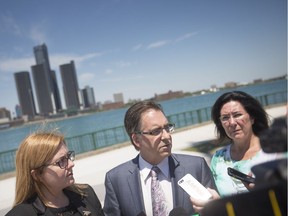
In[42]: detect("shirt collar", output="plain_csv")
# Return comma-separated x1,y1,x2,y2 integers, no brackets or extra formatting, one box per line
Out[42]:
139,155,170,181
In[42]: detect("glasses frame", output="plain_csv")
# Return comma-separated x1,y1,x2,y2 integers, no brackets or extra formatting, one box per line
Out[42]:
134,123,175,136
38,151,75,170
219,112,245,124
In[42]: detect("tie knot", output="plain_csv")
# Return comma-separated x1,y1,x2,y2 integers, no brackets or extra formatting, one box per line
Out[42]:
151,166,161,177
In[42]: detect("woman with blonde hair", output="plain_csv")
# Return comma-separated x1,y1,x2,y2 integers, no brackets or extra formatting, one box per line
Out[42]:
5,130,104,216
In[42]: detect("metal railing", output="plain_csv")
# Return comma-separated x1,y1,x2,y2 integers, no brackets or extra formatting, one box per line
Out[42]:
0,90,286,174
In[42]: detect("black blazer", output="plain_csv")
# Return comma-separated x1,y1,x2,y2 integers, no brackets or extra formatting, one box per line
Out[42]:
5,184,104,216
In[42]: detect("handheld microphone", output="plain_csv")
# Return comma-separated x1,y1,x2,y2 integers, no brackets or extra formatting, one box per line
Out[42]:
169,207,189,216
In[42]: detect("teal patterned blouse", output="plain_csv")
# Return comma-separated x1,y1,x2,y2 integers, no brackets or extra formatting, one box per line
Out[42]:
210,144,280,197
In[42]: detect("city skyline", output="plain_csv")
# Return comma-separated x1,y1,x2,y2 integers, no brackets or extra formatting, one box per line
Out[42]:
0,0,286,114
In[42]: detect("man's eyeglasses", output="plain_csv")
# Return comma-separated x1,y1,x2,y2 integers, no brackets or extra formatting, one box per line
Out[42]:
41,151,75,169
219,112,245,124
135,123,175,136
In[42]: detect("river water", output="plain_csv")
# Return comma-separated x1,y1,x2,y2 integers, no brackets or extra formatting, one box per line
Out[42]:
0,79,286,152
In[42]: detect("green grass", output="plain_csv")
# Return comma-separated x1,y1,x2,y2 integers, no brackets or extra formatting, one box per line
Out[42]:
184,139,229,156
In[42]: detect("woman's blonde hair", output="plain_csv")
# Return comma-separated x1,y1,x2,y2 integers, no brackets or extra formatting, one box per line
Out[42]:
13,130,84,206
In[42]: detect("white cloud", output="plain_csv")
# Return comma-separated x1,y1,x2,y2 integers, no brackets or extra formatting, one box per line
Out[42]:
0,57,34,73
146,40,171,50
175,32,198,42
79,72,96,83
0,13,22,35
29,23,48,44
45,52,103,69
105,69,113,74
132,43,143,51
133,32,198,52
0,52,103,74
115,61,136,68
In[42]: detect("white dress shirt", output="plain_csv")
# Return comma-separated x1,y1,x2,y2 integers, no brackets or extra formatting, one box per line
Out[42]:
139,155,173,215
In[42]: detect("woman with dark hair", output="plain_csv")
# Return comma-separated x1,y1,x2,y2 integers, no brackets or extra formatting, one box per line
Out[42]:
210,91,281,196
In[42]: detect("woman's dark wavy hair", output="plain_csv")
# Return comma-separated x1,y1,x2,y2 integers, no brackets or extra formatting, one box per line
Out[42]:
211,91,269,144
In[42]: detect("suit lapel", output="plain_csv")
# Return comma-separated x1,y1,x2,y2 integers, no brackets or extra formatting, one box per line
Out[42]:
169,155,186,208
127,155,146,214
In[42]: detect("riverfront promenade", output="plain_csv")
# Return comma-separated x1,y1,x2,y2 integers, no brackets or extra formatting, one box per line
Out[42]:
0,105,286,215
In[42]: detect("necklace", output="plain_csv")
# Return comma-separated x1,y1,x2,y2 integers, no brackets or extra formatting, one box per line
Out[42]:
48,203,77,216
56,211,75,216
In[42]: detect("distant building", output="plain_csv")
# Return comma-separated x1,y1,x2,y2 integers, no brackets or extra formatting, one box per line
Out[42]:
102,102,124,110
154,90,184,101
114,93,124,103
60,61,80,110
210,84,218,92
253,79,263,83
224,82,237,88
31,64,55,116
81,86,96,108
14,71,37,119
33,43,62,112
15,104,22,118
0,108,11,120
51,69,62,111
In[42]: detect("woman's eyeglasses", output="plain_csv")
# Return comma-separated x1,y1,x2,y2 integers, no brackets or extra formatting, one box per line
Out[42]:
219,112,245,124
38,151,75,169
135,123,175,136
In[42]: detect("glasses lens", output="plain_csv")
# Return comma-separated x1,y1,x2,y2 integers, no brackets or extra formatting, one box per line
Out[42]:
150,128,162,135
220,113,244,123
151,124,174,135
137,123,175,136
165,123,174,133
68,151,75,161
58,157,68,169
220,116,229,122
58,151,75,169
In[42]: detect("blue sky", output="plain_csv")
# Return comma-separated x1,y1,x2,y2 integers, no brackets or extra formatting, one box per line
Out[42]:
0,0,286,115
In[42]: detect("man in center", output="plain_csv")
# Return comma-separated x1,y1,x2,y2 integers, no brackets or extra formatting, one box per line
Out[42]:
103,100,217,216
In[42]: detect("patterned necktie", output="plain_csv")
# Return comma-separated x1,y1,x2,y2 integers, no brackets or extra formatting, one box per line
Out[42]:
151,166,168,216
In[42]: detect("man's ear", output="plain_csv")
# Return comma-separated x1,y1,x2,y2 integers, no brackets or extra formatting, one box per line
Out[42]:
132,133,141,149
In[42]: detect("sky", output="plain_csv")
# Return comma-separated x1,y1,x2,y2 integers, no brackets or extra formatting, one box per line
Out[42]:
0,0,286,115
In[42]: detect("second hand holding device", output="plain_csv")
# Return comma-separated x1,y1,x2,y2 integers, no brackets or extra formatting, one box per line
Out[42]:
227,167,255,184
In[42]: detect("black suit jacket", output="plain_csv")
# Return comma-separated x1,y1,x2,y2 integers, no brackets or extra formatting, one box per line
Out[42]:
5,184,104,216
104,153,217,216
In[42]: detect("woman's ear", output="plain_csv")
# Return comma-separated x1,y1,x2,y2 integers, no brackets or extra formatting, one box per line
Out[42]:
251,117,255,125
31,169,40,181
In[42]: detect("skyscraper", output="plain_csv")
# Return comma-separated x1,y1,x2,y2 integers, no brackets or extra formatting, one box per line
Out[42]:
14,71,36,119
113,93,124,103
31,64,54,115
81,85,96,108
33,44,62,112
60,61,80,110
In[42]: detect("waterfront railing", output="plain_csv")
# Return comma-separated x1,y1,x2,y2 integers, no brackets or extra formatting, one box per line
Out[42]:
0,90,286,175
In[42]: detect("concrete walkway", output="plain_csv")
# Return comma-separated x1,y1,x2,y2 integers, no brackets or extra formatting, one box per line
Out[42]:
0,105,286,215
